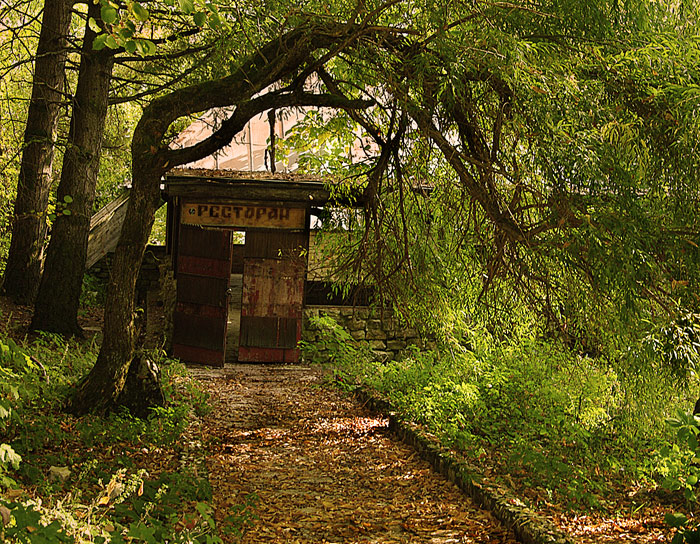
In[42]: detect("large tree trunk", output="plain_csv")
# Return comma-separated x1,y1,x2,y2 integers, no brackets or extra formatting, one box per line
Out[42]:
2,0,72,304
31,3,114,336
68,165,164,413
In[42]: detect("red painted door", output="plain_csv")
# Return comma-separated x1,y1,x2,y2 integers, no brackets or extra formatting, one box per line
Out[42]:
238,230,307,363
172,224,232,366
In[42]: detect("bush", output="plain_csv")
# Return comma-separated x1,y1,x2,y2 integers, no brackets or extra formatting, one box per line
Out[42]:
304,314,679,509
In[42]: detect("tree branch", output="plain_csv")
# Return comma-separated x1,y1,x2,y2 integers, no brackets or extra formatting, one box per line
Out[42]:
164,92,374,168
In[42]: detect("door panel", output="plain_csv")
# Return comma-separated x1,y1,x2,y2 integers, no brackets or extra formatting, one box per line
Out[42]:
239,229,307,363
239,316,301,348
172,225,232,366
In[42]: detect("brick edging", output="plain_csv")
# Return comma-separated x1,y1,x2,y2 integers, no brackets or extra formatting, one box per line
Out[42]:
354,387,574,544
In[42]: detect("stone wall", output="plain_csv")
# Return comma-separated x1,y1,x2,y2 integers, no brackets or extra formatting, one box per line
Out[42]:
89,245,166,305
302,305,431,361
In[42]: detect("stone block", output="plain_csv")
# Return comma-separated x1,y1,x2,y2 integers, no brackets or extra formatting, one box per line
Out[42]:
386,339,407,351
369,340,387,350
366,329,387,340
372,350,391,361
321,309,341,320
367,319,383,330
348,319,366,331
350,330,366,341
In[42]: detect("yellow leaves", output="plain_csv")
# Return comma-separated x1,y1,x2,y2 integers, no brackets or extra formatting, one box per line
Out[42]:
0,505,10,526
96,471,125,506
671,279,689,291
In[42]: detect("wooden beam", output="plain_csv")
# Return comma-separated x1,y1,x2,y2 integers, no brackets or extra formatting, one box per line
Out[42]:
164,175,366,206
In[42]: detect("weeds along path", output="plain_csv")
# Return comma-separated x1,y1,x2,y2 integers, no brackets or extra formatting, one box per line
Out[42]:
192,364,518,544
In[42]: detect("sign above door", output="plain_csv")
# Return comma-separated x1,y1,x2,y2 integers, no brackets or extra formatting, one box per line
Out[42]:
182,201,306,229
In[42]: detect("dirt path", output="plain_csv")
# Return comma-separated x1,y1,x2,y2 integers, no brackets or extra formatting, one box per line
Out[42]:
193,364,519,544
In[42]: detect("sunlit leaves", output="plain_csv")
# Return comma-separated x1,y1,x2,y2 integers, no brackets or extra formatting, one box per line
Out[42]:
178,0,195,15
89,0,226,57
193,11,207,27
101,5,118,25
132,2,150,22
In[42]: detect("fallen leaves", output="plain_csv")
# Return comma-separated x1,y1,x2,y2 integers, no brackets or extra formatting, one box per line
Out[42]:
196,364,519,543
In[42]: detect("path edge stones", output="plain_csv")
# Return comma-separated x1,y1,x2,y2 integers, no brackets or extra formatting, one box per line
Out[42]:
353,387,574,544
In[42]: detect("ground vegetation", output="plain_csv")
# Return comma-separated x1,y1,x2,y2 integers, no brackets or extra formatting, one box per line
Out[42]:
0,296,248,543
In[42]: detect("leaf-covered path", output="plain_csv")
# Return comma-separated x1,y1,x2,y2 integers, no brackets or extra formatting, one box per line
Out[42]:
193,364,519,543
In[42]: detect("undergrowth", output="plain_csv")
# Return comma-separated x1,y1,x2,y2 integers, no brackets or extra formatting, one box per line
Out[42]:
0,319,254,543
302,314,697,515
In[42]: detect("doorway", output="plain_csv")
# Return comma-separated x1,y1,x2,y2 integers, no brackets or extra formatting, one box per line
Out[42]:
225,232,245,362
172,224,308,365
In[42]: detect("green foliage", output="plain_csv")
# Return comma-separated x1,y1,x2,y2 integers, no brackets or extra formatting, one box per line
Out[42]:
305,313,683,509
90,0,226,56
0,466,246,544
148,204,168,246
80,274,106,309
278,110,370,177
0,337,37,489
0,321,249,543
300,315,374,389
644,313,700,385
1,501,72,543
657,410,700,542
47,195,73,222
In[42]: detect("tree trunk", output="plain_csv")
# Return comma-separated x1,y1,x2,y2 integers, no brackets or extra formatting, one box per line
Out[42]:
68,165,164,413
2,0,72,304
31,3,114,336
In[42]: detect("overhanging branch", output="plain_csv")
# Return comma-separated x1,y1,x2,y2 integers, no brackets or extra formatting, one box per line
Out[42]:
164,92,374,168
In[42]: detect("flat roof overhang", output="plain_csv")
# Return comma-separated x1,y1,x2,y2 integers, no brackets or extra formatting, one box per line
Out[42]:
164,170,366,207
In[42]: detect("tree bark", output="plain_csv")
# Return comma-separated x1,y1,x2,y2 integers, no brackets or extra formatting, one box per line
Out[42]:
2,0,72,304
31,2,114,335
68,164,163,412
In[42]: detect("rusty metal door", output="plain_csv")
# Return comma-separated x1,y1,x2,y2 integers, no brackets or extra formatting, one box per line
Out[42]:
172,224,232,366
238,230,307,363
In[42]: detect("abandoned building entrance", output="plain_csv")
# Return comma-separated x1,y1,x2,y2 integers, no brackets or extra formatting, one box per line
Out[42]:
163,172,338,367
170,202,308,365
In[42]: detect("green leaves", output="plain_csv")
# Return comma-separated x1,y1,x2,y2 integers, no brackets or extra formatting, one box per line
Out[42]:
178,0,195,15
89,0,227,55
136,40,157,57
100,5,118,25
193,11,207,27
1,502,73,543
667,512,688,528
131,2,149,22
93,33,108,51
0,445,21,471
88,17,101,34
46,195,73,220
